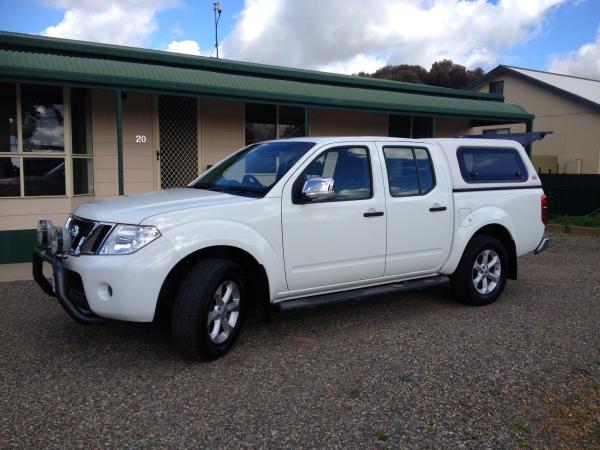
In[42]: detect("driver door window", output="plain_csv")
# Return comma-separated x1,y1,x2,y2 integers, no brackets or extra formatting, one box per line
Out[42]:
296,146,372,202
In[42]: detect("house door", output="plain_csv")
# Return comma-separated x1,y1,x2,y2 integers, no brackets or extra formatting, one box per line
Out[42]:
158,95,199,189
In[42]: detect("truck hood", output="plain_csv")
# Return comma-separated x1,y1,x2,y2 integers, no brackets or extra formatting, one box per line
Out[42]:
73,188,255,224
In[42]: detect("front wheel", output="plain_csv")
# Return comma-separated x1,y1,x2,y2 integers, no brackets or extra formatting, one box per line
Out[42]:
450,235,508,306
172,258,246,360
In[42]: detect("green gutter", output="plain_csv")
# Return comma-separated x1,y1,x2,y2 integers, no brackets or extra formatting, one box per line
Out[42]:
116,90,124,195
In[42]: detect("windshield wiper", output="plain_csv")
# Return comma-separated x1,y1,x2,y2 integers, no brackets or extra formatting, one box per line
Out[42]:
223,186,265,197
190,183,227,192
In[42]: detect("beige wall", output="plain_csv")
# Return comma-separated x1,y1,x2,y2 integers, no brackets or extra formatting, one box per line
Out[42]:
309,108,388,137
435,117,472,137
473,73,600,174
199,99,245,170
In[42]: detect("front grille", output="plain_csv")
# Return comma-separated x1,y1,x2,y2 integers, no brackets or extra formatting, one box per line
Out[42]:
66,215,114,256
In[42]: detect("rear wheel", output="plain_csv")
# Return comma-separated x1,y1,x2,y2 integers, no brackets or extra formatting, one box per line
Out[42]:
450,235,508,306
172,258,246,360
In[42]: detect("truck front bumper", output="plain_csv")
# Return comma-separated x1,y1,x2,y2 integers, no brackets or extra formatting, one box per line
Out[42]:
534,234,551,255
32,237,178,323
33,248,105,324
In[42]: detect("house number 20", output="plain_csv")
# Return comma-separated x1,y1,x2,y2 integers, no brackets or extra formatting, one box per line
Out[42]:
135,135,147,143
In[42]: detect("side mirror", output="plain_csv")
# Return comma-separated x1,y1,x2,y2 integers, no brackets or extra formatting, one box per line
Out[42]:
301,177,335,201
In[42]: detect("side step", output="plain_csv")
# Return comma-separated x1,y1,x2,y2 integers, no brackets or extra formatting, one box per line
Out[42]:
275,275,450,312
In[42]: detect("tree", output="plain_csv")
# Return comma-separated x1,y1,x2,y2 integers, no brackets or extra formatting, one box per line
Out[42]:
370,64,428,84
355,60,485,89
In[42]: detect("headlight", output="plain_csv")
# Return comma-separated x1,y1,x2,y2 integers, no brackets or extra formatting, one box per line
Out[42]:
99,225,161,255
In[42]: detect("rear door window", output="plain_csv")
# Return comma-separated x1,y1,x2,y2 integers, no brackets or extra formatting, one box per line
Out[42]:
383,147,436,196
457,147,527,183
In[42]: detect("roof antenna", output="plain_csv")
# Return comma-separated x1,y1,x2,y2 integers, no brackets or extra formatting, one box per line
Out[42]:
213,2,222,58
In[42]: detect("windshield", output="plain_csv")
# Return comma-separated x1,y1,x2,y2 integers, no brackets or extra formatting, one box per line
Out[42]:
189,141,315,197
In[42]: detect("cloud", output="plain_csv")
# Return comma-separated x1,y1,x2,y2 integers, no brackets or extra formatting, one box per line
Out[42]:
42,0,177,46
221,0,566,74
548,27,600,79
166,40,202,56
319,54,388,75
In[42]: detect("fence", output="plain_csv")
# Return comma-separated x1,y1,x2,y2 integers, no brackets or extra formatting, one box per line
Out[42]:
539,173,600,217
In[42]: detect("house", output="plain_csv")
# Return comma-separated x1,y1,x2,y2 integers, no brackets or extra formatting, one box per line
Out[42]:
0,32,533,264
468,65,600,174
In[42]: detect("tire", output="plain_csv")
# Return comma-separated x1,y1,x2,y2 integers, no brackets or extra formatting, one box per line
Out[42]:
171,258,246,361
450,235,508,306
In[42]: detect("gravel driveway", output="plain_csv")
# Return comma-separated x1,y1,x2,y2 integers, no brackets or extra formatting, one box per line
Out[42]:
1,233,599,449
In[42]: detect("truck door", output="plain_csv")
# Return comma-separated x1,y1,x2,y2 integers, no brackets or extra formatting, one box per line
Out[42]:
376,142,453,276
281,142,387,292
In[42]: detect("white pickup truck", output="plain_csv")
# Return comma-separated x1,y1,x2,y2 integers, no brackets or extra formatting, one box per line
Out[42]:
33,137,549,360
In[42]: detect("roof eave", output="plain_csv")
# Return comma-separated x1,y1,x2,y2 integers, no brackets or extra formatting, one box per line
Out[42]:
0,66,533,123
0,31,504,102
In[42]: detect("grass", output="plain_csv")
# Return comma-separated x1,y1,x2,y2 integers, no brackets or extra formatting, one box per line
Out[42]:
349,388,361,399
514,422,533,433
373,430,389,441
550,212,600,229
571,367,591,377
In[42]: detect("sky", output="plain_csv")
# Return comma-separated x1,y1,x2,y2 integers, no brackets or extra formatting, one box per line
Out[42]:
0,0,598,79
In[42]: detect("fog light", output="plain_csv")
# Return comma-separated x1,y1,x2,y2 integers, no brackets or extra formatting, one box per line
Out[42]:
98,283,113,301
50,226,72,255
37,220,54,248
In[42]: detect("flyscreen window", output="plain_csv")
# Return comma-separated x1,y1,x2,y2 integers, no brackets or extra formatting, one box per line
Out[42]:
457,147,528,183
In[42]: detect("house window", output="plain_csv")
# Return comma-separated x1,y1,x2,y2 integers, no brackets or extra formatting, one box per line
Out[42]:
489,80,504,95
0,83,17,153
388,115,411,138
0,83,93,198
245,103,305,145
412,116,433,139
388,115,434,138
483,128,510,135
21,84,65,152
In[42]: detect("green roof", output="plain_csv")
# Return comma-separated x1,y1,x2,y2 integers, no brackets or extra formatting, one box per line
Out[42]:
0,32,532,122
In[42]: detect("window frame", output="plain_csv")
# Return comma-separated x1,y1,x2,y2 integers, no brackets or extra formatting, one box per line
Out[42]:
456,146,529,184
292,145,374,205
0,83,94,198
382,146,437,198
70,88,94,196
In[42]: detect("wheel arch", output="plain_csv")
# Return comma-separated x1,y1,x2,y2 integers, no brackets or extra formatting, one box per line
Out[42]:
156,245,271,320
470,224,518,280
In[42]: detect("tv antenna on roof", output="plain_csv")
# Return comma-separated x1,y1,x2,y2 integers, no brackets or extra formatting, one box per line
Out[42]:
213,2,222,58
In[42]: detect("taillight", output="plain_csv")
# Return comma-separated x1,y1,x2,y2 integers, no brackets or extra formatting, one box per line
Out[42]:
541,194,548,225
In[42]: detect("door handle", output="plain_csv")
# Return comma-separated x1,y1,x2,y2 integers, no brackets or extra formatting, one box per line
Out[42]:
429,206,447,212
364,211,384,217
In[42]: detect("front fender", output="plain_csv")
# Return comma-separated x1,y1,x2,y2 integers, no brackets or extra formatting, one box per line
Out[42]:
160,219,286,300
440,206,516,275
